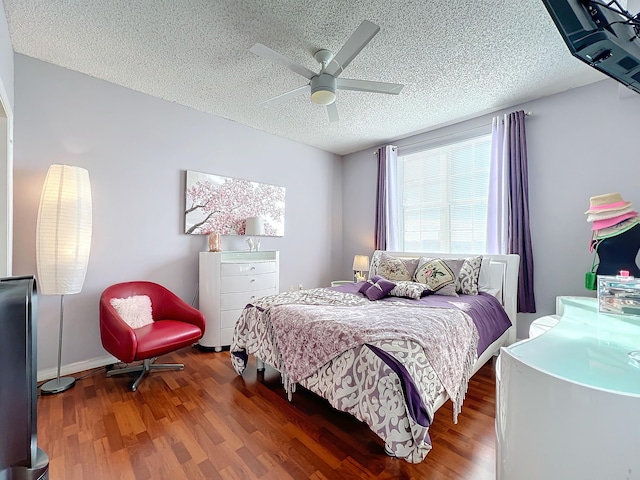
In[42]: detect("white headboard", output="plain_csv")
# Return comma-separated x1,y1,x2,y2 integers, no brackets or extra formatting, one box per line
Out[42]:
375,251,520,345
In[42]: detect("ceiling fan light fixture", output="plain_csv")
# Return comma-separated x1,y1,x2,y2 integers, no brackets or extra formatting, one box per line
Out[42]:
251,21,404,120
310,74,337,105
311,88,336,105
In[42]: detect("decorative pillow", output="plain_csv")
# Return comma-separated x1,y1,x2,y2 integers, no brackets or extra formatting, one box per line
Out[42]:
389,281,430,299
370,252,419,281
365,277,396,301
413,257,466,296
456,255,483,295
413,257,456,293
431,259,465,296
109,295,154,329
369,251,382,276
358,275,381,294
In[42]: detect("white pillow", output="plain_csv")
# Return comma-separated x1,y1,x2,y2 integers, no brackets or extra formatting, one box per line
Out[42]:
110,295,154,329
389,281,429,299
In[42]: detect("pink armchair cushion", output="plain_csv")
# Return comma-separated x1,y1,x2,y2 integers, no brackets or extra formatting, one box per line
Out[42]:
109,295,154,329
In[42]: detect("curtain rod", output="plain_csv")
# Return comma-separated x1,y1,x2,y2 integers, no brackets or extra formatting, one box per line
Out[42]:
375,111,533,154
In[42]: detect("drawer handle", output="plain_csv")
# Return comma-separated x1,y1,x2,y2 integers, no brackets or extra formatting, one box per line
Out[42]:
250,295,256,299
250,266,256,270
250,278,256,283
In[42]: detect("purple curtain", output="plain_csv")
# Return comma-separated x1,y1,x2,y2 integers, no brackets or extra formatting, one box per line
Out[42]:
507,111,536,313
375,145,398,250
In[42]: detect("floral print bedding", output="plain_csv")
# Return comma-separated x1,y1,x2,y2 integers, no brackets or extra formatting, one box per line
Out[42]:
230,287,487,463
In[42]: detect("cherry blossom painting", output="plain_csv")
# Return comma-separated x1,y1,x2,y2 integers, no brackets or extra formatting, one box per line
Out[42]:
185,170,285,236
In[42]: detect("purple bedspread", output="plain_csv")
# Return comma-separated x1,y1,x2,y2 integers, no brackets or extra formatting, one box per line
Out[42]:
332,282,512,355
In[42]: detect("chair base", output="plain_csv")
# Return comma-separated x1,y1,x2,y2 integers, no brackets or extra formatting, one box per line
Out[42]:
106,358,184,391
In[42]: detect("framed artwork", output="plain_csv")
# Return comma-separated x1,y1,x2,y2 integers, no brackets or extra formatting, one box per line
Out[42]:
185,170,285,236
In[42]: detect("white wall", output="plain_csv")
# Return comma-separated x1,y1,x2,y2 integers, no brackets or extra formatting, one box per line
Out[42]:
343,79,640,339
0,1,12,110
0,0,13,277
12,54,343,376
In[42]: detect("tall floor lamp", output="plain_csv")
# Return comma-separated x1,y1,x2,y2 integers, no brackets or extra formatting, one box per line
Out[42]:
36,164,92,395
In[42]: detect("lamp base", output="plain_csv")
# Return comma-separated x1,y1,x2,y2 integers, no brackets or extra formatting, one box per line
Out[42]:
40,376,75,394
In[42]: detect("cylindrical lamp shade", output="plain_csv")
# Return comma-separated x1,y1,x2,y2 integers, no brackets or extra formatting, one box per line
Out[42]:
245,216,265,236
36,164,93,295
353,255,370,271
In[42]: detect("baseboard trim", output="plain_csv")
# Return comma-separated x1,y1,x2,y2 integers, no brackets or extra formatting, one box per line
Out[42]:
38,355,119,382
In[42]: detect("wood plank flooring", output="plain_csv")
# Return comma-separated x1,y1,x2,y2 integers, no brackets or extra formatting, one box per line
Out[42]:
37,346,498,479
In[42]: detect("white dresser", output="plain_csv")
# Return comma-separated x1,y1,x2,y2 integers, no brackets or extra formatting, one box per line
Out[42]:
198,251,279,351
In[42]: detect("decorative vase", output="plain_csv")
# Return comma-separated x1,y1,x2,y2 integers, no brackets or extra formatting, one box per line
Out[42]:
208,232,221,252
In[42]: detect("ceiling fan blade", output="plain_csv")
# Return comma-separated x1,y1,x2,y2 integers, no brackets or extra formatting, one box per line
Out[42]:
261,85,310,107
250,43,316,80
324,20,380,77
337,78,404,95
326,103,339,122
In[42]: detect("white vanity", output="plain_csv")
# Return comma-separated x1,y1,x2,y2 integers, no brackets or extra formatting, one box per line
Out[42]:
496,296,640,479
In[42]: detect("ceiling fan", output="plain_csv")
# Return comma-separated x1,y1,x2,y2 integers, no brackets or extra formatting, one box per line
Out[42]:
249,20,404,122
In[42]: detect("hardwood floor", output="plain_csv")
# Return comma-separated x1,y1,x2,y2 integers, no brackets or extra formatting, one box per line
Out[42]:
37,346,498,479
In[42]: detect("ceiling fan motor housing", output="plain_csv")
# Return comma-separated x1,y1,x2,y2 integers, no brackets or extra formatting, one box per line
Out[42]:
311,74,337,105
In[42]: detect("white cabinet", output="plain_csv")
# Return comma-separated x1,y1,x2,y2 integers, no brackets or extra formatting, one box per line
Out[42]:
496,297,640,479
199,251,279,351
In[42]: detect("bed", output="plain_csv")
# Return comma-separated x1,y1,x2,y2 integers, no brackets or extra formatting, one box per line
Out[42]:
230,250,519,463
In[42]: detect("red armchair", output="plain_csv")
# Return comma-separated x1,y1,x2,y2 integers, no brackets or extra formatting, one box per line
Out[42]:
99,281,205,391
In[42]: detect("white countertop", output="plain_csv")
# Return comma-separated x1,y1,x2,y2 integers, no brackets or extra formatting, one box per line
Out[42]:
507,296,640,395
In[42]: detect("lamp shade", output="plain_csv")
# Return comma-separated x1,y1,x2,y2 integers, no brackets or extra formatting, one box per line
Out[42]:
245,216,265,236
36,164,93,295
311,74,337,105
352,255,370,271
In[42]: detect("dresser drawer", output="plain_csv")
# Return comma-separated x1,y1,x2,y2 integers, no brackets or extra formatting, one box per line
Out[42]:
221,273,276,293
221,288,275,311
221,261,276,277
220,327,235,347
220,309,243,329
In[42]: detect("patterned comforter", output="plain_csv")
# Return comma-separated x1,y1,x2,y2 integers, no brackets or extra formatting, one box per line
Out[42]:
230,287,489,463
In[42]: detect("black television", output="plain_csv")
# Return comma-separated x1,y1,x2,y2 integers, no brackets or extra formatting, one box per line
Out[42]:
0,276,49,480
541,0,640,94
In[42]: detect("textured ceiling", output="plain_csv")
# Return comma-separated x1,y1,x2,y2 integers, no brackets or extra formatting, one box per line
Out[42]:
3,0,605,155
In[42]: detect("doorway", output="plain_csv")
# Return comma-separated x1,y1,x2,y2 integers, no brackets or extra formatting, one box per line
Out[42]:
0,82,12,277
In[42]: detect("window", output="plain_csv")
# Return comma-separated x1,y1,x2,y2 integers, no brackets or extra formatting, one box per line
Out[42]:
396,133,491,254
